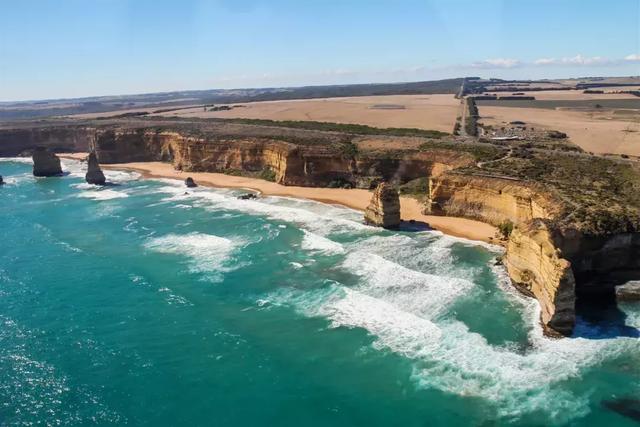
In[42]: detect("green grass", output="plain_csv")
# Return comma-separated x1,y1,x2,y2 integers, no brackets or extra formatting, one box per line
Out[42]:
418,140,507,162
216,118,449,139
468,152,640,235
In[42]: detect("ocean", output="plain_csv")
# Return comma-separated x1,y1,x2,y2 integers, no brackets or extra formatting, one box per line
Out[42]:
1,158,639,426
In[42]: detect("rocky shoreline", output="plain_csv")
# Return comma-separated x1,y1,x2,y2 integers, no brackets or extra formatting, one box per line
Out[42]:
3,119,640,337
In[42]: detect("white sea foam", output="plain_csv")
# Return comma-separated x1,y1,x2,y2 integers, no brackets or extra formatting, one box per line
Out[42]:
78,189,129,200
59,158,140,183
137,171,633,421
275,277,637,422
158,287,192,306
300,230,345,255
0,157,32,164
103,169,140,183
266,236,640,423
144,232,242,281
153,182,368,236
342,251,474,318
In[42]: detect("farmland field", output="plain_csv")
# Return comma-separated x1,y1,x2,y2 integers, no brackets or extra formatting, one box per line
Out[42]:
152,95,460,133
479,103,640,156
476,98,640,110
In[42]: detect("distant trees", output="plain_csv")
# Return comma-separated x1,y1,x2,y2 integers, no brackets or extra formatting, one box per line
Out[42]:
465,98,479,137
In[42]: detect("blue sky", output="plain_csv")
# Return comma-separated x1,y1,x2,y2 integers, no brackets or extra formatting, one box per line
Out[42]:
0,0,638,101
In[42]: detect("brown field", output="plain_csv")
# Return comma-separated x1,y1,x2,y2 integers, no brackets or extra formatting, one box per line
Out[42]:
480,105,640,156
151,95,460,132
513,89,639,101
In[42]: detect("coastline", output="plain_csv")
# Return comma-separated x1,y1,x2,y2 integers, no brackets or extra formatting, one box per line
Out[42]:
60,153,499,243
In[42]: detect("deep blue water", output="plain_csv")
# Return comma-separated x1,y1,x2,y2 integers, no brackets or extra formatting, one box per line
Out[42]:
1,158,640,426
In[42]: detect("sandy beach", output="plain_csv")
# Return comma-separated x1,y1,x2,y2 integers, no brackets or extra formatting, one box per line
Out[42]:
61,153,499,243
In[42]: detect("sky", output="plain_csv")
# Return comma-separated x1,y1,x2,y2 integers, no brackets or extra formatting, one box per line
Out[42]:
0,0,639,101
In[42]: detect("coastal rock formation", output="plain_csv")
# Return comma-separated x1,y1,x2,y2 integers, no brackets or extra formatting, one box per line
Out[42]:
85,152,106,185
89,128,467,189
238,193,257,200
6,122,640,338
616,282,640,302
504,220,576,336
425,174,558,225
426,171,640,336
185,177,197,188
364,183,401,228
0,126,92,157
32,147,63,177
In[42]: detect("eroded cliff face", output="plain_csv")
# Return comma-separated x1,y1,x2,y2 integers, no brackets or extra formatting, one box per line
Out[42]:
0,127,92,156
426,172,640,336
504,221,576,336
90,128,451,188
426,174,558,226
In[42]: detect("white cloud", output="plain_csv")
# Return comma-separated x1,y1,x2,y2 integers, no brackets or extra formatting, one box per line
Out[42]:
533,58,556,65
533,54,612,66
472,58,522,69
625,53,640,62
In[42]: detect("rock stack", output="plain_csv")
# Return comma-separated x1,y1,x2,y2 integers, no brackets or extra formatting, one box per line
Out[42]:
616,282,640,302
364,182,401,228
185,177,197,188
85,152,106,185
32,147,63,177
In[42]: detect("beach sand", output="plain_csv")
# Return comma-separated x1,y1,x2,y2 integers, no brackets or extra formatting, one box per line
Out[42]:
61,153,499,243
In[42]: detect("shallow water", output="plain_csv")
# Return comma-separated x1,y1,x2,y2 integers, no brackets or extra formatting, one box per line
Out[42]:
1,158,639,426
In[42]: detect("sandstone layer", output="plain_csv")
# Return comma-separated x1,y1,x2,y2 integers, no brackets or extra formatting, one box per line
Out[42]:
504,220,576,336
364,183,401,228
426,172,640,336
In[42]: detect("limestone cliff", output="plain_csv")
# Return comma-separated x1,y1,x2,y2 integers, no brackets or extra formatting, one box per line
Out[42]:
426,174,558,226
90,128,440,189
426,171,640,336
504,220,576,336
0,127,92,157
364,183,401,228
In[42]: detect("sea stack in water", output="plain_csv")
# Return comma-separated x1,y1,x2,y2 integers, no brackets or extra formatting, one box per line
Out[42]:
616,282,640,302
32,147,63,177
364,182,401,228
85,152,106,185
185,177,197,188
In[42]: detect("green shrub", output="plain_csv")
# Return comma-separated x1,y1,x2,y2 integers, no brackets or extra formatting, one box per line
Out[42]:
498,220,514,239
258,168,277,182
336,141,358,158
327,178,354,189
398,177,428,198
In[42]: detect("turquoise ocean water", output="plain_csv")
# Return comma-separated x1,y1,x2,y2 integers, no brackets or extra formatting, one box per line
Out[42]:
1,158,640,426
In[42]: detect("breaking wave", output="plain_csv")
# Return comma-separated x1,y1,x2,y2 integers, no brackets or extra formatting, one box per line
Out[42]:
144,232,244,281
